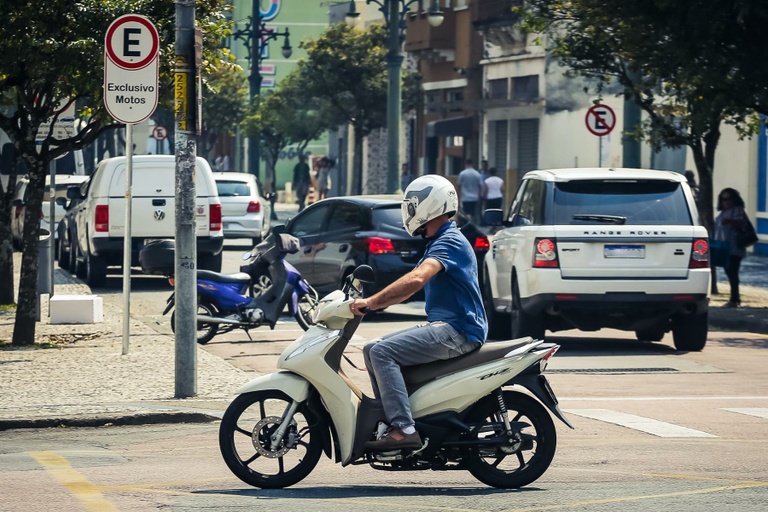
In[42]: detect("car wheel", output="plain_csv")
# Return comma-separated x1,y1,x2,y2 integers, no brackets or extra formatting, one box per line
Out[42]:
511,277,545,340
57,234,70,270
635,326,666,342
671,312,708,351
69,236,80,275
85,251,108,288
483,270,512,340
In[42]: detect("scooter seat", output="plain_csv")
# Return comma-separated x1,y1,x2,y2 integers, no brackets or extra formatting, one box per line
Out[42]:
196,270,252,284
401,338,534,393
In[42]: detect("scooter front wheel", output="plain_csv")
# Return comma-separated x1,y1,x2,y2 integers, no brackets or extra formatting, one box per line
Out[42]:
294,284,320,331
219,390,324,489
170,300,218,345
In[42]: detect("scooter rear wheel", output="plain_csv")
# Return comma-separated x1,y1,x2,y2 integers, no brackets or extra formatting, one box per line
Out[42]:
464,390,557,488
219,390,324,489
170,300,218,344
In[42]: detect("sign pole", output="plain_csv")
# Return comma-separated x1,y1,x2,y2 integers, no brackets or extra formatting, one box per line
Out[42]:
49,161,55,301
103,13,159,355
122,123,133,355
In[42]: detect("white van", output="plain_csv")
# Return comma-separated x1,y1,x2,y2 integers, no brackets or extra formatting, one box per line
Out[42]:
69,155,223,287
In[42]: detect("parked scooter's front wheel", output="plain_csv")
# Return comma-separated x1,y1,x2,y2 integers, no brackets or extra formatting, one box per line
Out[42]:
170,300,218,345
219,390,324,489
464,390,557,489
294,284,320,331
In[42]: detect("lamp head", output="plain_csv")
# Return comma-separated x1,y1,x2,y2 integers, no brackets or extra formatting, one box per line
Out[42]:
281,30,292,59
428,0,444,27
346,1,360,24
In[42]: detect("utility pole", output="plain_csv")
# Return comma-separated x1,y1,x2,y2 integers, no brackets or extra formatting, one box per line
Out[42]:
174,0,198,398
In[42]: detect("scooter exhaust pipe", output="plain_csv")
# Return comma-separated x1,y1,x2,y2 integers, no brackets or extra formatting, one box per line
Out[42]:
197,314,245,326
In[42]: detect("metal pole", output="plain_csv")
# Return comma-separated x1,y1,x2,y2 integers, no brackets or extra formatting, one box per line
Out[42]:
174,0,198,398
49,161,55,301
248,0,263,182
385,0,403,194
122,123,133,355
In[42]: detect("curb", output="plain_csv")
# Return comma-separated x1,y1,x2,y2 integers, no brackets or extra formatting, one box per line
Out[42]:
0,410,220,432
709,309,768,335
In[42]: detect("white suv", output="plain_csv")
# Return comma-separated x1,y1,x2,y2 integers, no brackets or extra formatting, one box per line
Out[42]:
483,168,710,351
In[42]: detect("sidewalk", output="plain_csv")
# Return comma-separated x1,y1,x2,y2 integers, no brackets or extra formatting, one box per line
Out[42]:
1,205,768,430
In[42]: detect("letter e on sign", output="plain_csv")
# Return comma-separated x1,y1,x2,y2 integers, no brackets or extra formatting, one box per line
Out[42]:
104,14,160,124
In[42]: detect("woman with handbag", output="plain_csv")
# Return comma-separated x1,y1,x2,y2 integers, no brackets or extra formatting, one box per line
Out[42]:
714,188,748,307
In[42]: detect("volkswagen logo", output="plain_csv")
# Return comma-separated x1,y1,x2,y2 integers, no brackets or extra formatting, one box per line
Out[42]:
154,209,165,221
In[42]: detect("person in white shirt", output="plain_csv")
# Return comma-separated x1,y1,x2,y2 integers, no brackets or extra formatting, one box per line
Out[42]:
457,158,484,224
483,167,504,210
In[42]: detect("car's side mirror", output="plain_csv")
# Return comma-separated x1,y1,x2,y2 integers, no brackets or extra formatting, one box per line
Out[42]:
483,209,504,227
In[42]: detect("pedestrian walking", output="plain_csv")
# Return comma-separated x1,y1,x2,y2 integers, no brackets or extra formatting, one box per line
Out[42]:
316,157,332,201
483,167,504,211
292,154,311,212
457,158,484,224
714,188,752,307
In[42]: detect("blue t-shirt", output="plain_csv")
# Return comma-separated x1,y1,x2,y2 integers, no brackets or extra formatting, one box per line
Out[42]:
421,221,488,344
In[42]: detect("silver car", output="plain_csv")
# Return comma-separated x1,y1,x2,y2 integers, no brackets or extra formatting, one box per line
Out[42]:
213,172,272,245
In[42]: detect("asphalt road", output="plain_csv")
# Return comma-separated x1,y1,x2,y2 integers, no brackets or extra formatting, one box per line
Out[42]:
1,324,766,511
5,239,764,511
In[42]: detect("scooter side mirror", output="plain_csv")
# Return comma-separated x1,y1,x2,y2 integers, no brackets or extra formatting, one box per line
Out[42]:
352,265,375,283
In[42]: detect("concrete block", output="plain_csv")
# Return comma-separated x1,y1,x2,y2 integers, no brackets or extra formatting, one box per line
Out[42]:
49,295,104,324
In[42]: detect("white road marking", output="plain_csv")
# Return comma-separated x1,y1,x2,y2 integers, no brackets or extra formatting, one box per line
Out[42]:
721,408,768,419
565,409,718,438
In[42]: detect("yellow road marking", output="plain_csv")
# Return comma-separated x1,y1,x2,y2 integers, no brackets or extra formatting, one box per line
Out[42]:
29,451,117,512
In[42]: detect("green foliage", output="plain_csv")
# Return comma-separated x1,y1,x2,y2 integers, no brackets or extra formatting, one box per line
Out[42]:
519,0,768,235
298,22,389,136
202,62,249,138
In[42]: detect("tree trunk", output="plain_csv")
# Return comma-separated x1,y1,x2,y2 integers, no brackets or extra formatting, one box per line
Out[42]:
352,130,364,196
12,158,46,345
0,174,18,305
690,125,721,295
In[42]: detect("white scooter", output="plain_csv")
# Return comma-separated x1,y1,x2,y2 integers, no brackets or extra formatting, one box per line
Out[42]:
218,265,573,489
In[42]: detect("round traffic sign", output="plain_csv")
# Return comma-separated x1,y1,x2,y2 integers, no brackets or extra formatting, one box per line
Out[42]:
152,125,168,141
105,15,159,70
585,104,616,136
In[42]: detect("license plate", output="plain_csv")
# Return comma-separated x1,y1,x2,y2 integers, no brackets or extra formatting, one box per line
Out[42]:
541,375,559,405
604,244,645,258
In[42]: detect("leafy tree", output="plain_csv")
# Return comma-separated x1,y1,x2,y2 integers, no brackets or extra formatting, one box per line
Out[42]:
201,61,248,160
241,91,291,194
0,0,229,345
520,0,768,262
277,70,331,158
298,23,389,195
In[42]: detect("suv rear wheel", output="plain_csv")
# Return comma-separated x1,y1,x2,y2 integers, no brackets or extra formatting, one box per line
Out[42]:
671,312,708,351
511,277,545,340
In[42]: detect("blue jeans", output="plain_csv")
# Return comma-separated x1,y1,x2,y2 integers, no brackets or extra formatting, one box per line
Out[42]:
362,322,478,430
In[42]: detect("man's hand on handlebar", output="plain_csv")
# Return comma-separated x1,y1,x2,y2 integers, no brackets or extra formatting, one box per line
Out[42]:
349,298,371,316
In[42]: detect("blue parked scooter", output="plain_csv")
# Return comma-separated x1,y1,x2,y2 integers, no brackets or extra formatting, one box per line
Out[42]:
141,233,319,344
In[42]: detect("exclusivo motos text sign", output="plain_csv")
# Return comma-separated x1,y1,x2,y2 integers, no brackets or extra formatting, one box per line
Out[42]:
104,14,159,124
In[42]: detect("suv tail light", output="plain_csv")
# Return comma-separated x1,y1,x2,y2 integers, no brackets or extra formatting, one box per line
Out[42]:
689,239,710,268
473,235,490,251
95,205,109,232
533,237,559,268
210,203,222,232
366,237,396,255
247,200,261,213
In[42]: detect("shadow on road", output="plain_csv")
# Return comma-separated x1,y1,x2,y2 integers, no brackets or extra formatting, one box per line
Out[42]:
199,484,539,499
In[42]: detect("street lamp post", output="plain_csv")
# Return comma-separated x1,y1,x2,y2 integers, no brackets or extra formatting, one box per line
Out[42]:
347,0,443,193
233,0,292,183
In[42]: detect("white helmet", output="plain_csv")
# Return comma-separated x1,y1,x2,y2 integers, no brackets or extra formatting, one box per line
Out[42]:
401,174,458,237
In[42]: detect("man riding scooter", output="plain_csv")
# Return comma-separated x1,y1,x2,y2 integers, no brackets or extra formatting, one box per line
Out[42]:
350,174,488,451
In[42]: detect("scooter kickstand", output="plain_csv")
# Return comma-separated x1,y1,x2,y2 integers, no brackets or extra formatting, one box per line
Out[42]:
244,329,253,341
